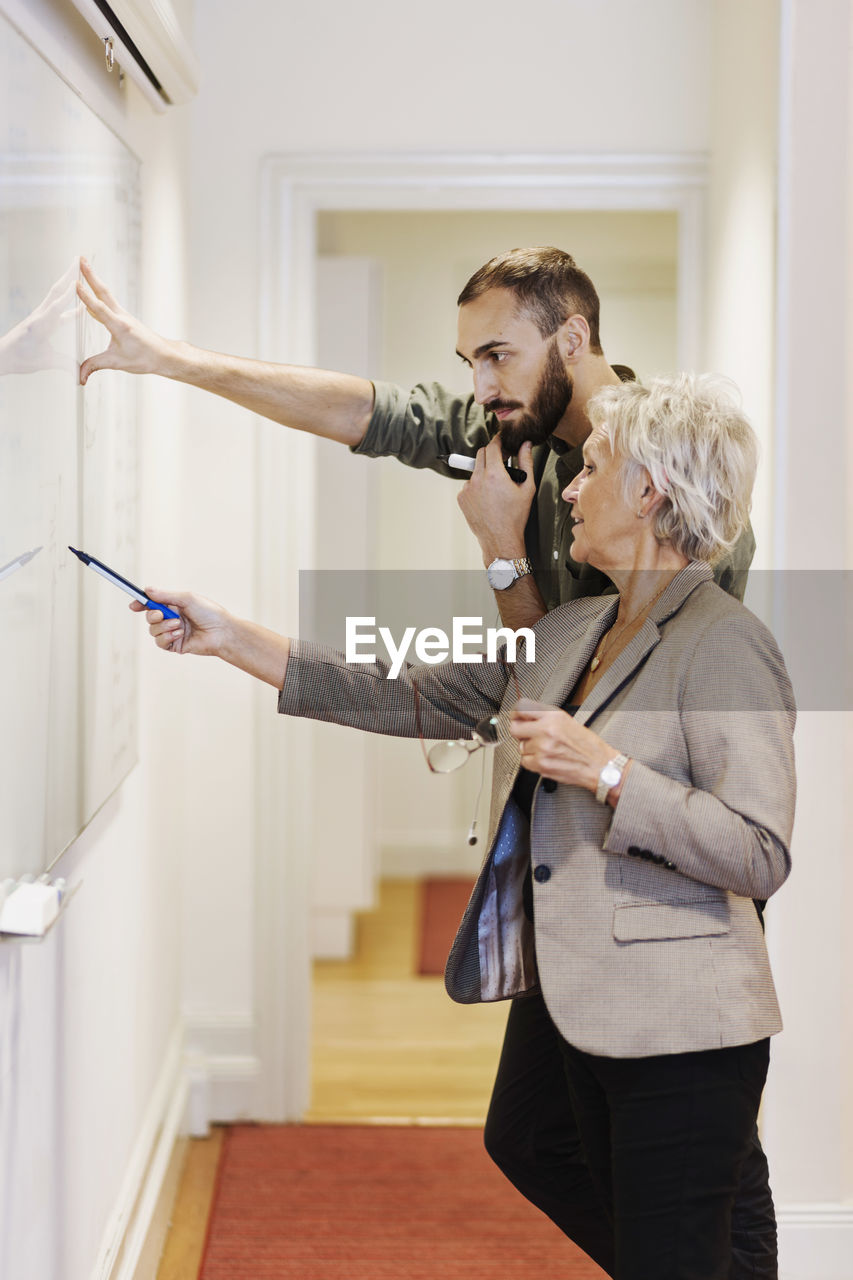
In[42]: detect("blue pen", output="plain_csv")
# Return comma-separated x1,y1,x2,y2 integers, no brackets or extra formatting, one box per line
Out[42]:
68,547,180,620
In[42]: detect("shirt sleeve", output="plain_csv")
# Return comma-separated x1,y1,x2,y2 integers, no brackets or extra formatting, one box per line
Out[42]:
352,380,492,473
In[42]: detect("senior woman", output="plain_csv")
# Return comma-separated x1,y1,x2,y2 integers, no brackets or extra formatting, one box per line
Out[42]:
139,373,795,1280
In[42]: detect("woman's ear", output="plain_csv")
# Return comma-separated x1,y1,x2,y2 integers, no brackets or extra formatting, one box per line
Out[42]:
636,473,668,520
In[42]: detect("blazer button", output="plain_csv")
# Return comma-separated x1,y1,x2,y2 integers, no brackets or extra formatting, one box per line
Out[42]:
533,864,551,883
541,778,557,793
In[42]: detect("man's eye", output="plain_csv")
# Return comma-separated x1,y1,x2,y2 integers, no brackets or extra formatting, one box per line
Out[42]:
491,351,509,363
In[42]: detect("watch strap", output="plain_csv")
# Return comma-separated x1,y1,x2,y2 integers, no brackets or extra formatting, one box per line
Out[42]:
487,556,535,590
509,556,534,578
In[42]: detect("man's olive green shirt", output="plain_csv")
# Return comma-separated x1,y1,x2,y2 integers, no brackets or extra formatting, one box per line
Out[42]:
353,381,754,607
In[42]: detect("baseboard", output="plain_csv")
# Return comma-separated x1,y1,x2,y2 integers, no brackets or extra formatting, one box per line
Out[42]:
89,1016,263,1280
90,1024,188,1280
183,1013,261,1133
778,1204,853,1280
128,1138,188,1280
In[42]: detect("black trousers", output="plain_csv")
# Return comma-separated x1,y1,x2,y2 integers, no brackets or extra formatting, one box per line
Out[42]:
484,990,776,1280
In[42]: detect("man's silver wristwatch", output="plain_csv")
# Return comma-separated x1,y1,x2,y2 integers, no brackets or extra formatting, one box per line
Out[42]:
486,556,534,591
596,753,629,804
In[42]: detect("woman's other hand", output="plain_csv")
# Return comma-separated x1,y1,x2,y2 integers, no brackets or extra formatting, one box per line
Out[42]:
509,699,630,803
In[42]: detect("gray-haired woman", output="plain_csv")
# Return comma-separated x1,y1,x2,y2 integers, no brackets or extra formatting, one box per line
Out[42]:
137,373,795,1280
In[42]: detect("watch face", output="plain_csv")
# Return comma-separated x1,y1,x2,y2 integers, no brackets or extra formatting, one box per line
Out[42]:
487,560,516,590
601,762,622,787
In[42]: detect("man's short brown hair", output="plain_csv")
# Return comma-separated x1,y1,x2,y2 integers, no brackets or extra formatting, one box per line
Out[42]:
457,246,603,353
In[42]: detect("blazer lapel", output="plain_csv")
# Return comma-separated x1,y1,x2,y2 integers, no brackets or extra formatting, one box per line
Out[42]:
575,561,714,725
534,597,619,710
574,620,661,726
529,560,713,726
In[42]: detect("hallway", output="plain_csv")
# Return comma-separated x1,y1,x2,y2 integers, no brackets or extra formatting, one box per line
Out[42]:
156,878,510,1278
307,879,508,1125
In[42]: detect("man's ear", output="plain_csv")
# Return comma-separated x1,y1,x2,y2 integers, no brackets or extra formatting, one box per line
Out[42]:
557,314,590,364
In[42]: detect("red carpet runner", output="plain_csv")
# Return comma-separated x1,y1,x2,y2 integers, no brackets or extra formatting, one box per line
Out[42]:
417,877,476,976
198,1125,607,1278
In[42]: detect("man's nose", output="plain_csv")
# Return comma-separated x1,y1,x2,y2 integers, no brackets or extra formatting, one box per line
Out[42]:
472,363,499,405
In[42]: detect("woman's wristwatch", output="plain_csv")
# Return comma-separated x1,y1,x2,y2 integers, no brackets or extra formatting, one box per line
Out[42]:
596,753,629,804
486,556,534,591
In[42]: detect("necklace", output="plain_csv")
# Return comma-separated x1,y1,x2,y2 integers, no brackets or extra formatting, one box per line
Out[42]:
589,577,673,673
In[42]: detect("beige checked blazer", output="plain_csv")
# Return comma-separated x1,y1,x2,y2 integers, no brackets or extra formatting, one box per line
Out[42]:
279,562,796,1058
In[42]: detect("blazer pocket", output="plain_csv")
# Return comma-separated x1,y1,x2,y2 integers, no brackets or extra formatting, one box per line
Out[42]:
613,898,730,942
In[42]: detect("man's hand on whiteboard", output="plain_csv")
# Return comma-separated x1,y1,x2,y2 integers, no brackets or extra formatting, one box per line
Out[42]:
133,589,291,689
77,258,177,384
76,257,375,442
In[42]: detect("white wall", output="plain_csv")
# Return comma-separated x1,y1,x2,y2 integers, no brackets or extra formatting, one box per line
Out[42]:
187,0,711,353
0,1,193,1277
758,3,853,1275
704,0,779,566
703,0,853,1273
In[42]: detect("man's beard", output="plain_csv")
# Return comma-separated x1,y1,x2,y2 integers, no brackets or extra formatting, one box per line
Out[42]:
493,338,573,455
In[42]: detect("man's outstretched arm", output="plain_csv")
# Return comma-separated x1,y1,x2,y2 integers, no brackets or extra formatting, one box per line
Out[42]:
78,262,548,629
77,259,375,446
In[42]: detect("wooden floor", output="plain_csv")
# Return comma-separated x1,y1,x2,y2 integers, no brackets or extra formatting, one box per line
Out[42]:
156,879,507,1277
155,1130,223,1280
306,878,508,1124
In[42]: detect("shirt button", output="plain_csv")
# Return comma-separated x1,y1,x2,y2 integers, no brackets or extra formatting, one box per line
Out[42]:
533,865,551,883
553,549,559,560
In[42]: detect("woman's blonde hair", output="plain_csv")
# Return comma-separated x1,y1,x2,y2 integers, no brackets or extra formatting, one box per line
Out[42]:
587,372,759,563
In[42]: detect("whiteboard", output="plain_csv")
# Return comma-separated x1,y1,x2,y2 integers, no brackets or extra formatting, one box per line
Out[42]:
0,12,141,879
